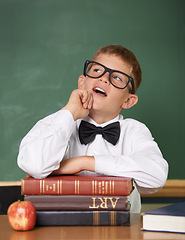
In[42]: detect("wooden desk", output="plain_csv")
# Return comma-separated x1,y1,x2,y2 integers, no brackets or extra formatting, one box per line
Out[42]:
1,214,185,240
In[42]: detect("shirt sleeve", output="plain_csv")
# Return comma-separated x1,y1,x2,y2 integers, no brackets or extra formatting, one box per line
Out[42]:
17,110,76,179
94,123,168,194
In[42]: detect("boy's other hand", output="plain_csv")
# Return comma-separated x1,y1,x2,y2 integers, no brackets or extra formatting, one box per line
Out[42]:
51,156,95,175
62,89,93,120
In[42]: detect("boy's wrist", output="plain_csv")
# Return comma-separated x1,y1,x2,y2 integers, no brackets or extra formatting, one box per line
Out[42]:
51,156,95,176
62,106,78,121
82,156,95,172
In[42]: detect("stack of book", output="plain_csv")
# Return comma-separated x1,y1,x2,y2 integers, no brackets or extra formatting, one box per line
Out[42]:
21,175,134,226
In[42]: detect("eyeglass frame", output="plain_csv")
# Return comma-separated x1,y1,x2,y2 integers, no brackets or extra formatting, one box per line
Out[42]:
83,60,135,94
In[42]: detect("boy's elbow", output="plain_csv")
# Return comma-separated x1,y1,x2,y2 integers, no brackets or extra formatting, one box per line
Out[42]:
151,158,169,190
27,169,49,179
155,163,169,190
138,161,169,194
137,177,167,195
159,159,169,187
18,161,46,179
17,153,50,179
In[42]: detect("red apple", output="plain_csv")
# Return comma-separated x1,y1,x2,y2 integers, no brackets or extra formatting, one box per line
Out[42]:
7,200,36,231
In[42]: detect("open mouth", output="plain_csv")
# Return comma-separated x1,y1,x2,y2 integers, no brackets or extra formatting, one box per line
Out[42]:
93,87,107,97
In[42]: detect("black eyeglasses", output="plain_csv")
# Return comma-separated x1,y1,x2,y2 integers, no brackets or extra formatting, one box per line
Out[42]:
83,60,135,94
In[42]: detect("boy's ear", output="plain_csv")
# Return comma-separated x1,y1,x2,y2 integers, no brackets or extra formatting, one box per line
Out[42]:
78,75,86,89
121,94,138,109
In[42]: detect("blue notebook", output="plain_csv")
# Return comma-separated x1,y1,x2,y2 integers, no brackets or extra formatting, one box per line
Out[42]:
141,201,185,233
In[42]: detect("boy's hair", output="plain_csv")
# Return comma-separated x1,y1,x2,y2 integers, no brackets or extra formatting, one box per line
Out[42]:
92,45,142,93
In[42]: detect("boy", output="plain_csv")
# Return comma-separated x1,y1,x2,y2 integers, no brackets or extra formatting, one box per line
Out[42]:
17,45,168,213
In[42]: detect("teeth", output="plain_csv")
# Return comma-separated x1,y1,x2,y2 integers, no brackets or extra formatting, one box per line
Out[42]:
93,87,107,96
94,87,105,94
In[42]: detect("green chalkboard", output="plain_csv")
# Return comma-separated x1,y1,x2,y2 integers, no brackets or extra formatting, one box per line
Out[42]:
0,0,185,181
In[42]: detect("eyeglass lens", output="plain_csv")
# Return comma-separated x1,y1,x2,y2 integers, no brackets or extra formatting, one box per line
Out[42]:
85,62,130,89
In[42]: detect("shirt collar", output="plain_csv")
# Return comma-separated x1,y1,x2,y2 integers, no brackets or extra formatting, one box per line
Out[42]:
78,114,123,128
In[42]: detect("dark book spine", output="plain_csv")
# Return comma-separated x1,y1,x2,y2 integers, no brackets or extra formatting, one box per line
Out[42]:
24,195,130,211
36,210,130,226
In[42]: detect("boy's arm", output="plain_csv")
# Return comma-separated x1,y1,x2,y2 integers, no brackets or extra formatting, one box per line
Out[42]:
51,125,168,195
17,89,93,179
51,156,95,175
51,151,167,195
93,126,168,194
52,122,167,195
94,153,168,194
17,109,75,179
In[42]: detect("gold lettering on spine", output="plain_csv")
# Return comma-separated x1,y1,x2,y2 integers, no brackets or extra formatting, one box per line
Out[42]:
42,180,44,194
111,211,116,226
102,181,105,194
89,197,99,209
105,181,108,194
109,197,120,208
44,180,46,194
57,180,59,194
89,197,119,209
99,197,108,209
93,211,99,226
112,180,115,195
98,182,101,194
109,181,111,195
75,180,80,195
95,181,97,195
77,180,79,194
60,180,62,194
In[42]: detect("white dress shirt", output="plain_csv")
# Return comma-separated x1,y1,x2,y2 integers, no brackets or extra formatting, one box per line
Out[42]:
17,109,168,213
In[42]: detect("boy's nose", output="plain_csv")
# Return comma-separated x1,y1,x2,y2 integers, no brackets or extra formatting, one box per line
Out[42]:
99,72,110,85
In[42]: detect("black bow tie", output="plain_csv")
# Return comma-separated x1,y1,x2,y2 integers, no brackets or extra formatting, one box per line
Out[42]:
79,120,120,146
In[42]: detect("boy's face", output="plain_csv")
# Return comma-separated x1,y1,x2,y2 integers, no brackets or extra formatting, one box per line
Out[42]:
78,54,138,122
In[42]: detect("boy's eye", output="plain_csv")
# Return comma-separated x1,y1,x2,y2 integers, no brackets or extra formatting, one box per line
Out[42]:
90,65,104,75
113,75,123,82
93,68,102,73
112,72,128,84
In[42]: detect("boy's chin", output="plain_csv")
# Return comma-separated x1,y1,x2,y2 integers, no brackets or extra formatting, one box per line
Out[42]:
89,103,102,112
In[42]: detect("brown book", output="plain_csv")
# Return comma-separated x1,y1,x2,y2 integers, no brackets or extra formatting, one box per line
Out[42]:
21,175,133,196
24,195,130,211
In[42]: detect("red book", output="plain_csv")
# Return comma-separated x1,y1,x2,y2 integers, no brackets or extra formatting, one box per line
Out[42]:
21,175,133,196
